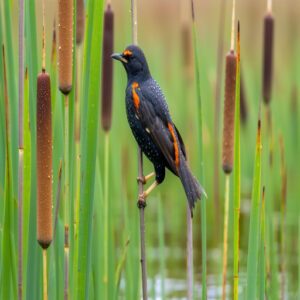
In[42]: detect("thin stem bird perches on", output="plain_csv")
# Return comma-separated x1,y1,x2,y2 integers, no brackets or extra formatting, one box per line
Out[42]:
18,0,24,298
130,0,148,299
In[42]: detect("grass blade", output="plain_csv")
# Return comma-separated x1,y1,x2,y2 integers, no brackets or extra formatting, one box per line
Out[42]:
191,1,207,298
76,0,104,297
246,117,262,299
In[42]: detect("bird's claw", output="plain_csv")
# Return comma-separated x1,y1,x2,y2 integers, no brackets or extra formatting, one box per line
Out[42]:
137,193,147,208
137,176,146,184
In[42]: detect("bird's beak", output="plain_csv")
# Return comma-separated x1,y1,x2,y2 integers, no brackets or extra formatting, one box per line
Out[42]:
111,53,128,64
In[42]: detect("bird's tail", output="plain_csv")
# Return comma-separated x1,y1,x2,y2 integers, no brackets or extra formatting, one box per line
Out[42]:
178,159,206,217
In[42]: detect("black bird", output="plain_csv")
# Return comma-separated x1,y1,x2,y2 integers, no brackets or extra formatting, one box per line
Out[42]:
112,45,206,214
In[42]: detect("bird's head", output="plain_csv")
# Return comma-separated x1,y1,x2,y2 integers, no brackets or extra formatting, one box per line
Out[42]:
111,45,150,81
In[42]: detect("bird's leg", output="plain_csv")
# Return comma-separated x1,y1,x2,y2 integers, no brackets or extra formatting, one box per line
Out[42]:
137,180,158,208
137,172,155,185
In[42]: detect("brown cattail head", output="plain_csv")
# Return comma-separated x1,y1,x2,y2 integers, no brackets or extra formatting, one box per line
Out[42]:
37,70,53,249
181,22,193,79
222,50,237,173
101,4,114,132
262,13,274,105
58,0,73,95
76,0,85,45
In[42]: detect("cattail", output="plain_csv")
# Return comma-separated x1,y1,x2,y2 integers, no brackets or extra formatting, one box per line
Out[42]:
76,0,85,45
240,72,248,124
37,70,53,249
58,0,73,94
181,22,192,78
101,4,114,132
222,50,237,173
262,12,274,104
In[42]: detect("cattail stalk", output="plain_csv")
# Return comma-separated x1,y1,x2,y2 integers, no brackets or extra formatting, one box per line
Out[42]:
18,0,24,298
37,9,52,300
73,59,81,298
64,95,70,300
103,133,110,299
76,0,85,45
43,250,48,300
222,0,237,173
233,21,241,300
221,1,236,299
213,0,226,230
222,175,230,300
262,1,274,105
58,1,73,298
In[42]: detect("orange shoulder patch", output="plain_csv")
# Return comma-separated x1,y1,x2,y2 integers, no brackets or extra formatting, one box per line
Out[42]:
168,123,180,168
132,82,140,109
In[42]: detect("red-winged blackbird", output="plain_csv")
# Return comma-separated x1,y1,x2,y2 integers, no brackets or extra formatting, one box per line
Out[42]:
112,45,206,214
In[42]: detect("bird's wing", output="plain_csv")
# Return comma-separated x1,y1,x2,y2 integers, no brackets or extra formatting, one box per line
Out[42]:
133,85,183,174
140,79,187,160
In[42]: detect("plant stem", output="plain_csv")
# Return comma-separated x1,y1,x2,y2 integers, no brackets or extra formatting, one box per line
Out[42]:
103,132,109,299
259,187,266,300
73,46,81,299
213,0,226,227
267,0,272,13
222,174,230,300
191,0,206,297
230,0,236,51
64,94,69,300
18,0,24,298
43,249,48,300
233,22,241,300
130,0,148,298
53,161,63,238
131,0,138,45
187,205,193,300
